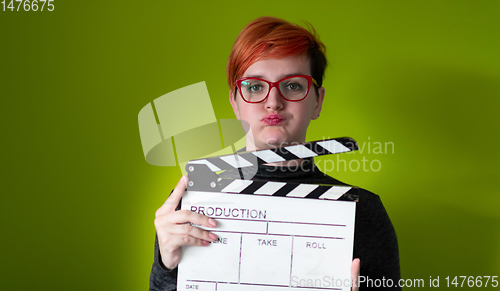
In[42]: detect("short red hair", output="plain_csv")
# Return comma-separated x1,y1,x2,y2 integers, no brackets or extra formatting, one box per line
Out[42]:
227,16,327,94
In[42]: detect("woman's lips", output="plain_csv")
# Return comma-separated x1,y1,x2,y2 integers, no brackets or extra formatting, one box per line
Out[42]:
261,114,285,125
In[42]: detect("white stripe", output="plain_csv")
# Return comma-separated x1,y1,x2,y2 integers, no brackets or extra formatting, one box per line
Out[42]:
220,155,254,168
286,184,319,198
284,145,318,158
252,150,286,163
253,182,287,195
319,186,351,200
187,160,221,172
317,140,351,154
221,180,253,193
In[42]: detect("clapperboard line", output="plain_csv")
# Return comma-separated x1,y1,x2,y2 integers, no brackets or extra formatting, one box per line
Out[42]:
185,137,359,201
187,280,342,290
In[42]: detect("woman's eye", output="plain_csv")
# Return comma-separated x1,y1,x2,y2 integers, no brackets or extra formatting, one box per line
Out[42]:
249,85,263,92
286,83,302,91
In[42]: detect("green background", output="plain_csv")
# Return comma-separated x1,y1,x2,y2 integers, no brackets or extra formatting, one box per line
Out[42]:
1,0,499,290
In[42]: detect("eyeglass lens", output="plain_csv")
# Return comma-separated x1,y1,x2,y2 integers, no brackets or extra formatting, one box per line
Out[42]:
240,77,309,102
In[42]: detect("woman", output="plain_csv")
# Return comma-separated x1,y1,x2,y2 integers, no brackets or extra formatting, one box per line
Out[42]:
150,17,400,290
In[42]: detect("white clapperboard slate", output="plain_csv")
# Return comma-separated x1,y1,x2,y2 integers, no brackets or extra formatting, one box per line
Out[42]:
178,138,359,291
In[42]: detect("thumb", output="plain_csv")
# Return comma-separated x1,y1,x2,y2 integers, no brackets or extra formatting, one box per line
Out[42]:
351,258,360,291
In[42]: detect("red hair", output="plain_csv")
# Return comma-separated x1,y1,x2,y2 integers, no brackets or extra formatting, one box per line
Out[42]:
227,16,327,94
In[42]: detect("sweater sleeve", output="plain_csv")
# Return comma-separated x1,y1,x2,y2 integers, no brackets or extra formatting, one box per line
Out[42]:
149,233,178,291
354,190,400,290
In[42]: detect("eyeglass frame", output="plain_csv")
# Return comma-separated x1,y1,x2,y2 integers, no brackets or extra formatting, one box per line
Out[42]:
235,75,319,103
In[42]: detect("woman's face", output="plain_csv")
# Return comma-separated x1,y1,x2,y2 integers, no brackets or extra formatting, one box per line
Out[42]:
230,54,325,151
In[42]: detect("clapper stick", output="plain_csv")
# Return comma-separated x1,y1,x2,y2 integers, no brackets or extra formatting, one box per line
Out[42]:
185,137,359,201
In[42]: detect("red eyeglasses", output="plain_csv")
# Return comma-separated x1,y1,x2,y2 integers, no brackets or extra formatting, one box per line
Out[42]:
236,75,318,103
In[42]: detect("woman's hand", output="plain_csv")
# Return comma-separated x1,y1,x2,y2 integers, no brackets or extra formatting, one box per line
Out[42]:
351,258,360,291
154,175,218,270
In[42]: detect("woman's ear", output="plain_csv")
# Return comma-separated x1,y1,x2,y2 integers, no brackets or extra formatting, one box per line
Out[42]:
312,87,325,120
229,90,240,119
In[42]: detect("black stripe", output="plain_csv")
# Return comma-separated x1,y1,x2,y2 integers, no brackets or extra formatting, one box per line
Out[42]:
272,183,299,196
303,141,330,156
337,187,359,202
236,167,245,179
346,187,358,195
237,152,266,166
271,147,300,161
305,185,331,199
240,181,266,194
338,193,359,202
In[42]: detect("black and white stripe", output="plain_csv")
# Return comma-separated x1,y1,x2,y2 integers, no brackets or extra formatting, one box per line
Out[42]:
187,137,357,173
216,179,358,201
186,137,359,201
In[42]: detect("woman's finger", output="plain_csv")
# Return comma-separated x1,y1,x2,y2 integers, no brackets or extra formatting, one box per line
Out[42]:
156,176,188,216
351,258,360,291
166,223,218,242
159,209,217,228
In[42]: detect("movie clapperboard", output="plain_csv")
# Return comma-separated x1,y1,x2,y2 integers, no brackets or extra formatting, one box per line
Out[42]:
178,137,359,291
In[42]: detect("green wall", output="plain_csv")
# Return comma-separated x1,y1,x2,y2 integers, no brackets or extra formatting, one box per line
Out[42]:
1,1,499,290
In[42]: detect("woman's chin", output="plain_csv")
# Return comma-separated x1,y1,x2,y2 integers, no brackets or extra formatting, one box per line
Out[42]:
257,133,289,149
253,127,304,150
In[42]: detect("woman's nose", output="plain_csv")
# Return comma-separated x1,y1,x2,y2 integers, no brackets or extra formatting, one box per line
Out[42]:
265,86,284,110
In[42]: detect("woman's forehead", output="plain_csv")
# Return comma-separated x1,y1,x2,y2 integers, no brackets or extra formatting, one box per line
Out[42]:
243,55,312,79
